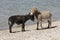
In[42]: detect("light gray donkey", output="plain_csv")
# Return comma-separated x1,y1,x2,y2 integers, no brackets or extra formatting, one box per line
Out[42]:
30,7,52,30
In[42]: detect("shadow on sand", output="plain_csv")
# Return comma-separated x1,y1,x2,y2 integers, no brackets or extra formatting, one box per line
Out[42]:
12,26,57,33
12,30,30,33
39,26,57,30
35,26,57,30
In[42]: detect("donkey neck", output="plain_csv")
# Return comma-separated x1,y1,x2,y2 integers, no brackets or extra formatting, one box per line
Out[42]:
35,12,41,19
25,15,31,20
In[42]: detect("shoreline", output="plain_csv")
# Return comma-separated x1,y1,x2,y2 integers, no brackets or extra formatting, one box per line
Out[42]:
0,20,60,40
0,20,59,31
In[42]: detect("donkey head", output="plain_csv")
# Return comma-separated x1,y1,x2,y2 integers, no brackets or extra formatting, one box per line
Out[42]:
28,12,35,21
30,7,40,16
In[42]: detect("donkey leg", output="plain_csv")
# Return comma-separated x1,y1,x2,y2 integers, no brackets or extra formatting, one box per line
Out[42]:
22,23,25,32
48,20,51,28
8,20,14,33
9,24,13,33
40,20,42,29
36,21,39,30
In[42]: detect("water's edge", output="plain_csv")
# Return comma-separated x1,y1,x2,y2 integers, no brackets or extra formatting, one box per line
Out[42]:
0,0,60,30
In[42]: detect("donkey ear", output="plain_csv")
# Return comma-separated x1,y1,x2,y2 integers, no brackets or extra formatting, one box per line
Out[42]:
28,12,31,15
28,12,30,15
29,12,30,14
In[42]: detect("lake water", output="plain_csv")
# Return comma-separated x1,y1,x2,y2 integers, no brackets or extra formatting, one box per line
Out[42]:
0,0,60,30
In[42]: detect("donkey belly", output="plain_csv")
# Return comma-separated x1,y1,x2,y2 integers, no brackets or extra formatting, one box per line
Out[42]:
42,15,50,19
15,20,23,25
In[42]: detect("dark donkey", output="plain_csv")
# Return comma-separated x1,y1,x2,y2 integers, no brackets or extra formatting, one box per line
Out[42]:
8,13,34,33
30,7,52,30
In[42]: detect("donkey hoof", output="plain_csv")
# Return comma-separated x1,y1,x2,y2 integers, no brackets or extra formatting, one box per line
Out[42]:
22,30,25,32
36,28,40,30
47,26,50,28
10,31,12,33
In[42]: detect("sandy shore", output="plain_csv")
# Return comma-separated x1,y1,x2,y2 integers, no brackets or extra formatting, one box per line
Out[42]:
0,21,60,40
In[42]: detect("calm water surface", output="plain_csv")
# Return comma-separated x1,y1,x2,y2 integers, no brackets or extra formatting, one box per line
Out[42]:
0,0,60,30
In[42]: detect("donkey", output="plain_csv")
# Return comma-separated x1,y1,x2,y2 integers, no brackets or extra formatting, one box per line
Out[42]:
30,7,52,30
8,13,34,33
